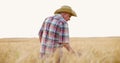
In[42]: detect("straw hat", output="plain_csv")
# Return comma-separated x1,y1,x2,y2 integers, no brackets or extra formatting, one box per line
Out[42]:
54,5,77,17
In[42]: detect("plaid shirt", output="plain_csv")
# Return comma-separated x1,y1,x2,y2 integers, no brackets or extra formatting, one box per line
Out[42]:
39,14,69,55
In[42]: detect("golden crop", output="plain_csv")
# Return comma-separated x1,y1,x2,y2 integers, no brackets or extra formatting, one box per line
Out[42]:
0,37,120,63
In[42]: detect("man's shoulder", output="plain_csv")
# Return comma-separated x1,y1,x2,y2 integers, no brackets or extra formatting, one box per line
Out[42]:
45,16,54,20
44,15,66,24
43,16,54,22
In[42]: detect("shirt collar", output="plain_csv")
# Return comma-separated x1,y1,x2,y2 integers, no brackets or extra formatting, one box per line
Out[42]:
54,14,66,22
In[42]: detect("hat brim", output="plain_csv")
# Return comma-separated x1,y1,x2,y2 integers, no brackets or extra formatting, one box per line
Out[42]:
54,9,77,17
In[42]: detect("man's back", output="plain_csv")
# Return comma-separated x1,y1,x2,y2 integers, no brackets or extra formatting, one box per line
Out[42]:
39,14,69,54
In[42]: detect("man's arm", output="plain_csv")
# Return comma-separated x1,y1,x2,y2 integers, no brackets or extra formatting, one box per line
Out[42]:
38,20,46,43
38,30,43,43
63,43,75,54
39,36,42,43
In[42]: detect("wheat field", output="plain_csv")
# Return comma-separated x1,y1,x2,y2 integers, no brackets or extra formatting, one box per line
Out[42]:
0,37,120,63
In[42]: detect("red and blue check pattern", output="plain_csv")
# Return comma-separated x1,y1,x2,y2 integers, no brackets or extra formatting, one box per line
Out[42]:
39,14,69,55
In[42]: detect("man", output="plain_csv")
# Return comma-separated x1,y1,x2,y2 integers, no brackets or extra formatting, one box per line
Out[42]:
38,5,77,63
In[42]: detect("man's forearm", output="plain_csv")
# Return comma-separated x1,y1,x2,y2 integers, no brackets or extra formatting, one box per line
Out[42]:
63,43,75,53
39,37,42,43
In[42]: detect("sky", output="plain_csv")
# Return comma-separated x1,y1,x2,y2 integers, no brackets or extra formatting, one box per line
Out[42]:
0,0,120,38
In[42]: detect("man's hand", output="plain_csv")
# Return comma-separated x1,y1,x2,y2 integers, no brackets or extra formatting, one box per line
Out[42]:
63,43,75,54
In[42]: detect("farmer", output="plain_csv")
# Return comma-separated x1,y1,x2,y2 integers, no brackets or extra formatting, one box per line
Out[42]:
38,5,77,63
